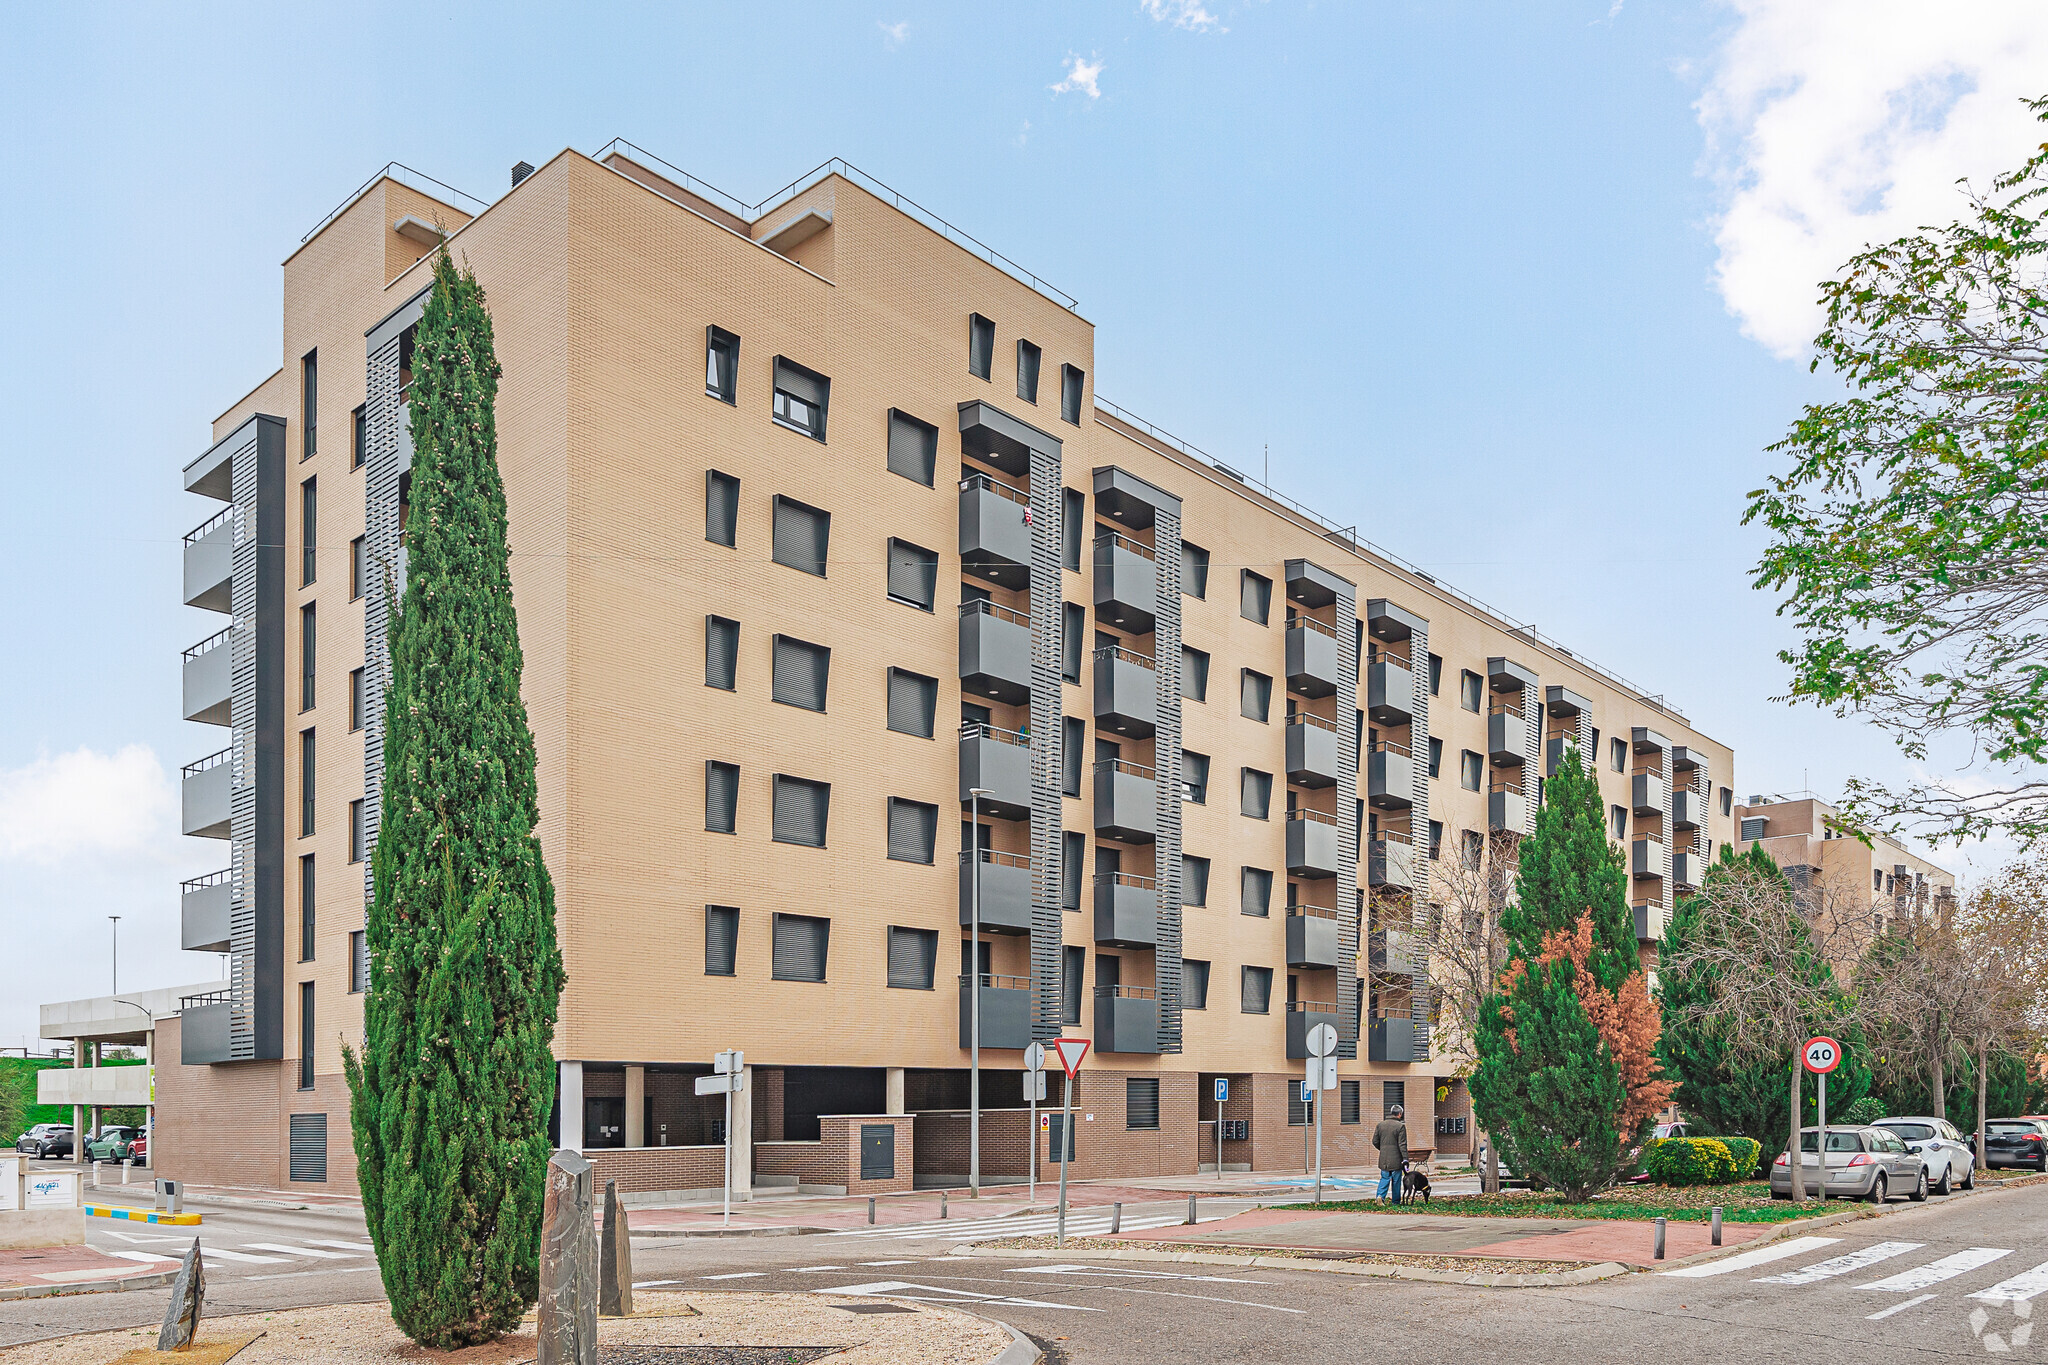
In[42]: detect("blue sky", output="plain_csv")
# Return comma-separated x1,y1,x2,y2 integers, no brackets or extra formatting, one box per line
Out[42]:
4,1,2045,1045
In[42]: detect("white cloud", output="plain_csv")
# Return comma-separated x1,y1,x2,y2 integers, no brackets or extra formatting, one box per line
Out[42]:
878,20,909,49
1015,120,1032,148
0,744,174,864
1141,0,1224,33
1052,53,1105,99
1697,0,2048,359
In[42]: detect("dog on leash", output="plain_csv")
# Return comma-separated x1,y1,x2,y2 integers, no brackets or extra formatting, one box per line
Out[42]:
1404,1165,1432,1203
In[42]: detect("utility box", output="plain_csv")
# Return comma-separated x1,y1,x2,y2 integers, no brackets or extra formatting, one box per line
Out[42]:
0,1163,85,1249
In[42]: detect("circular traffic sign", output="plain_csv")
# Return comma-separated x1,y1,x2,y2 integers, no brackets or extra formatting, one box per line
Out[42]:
1023,1042,1047,1072
1803,1036,1842,1074
1306,1023,1338,1058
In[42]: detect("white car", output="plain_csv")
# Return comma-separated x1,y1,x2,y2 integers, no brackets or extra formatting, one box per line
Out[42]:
1875,1116,1976,1195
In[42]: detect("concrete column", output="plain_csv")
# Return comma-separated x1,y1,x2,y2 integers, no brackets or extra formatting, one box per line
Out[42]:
885,1067,906,1116
559,1061,584,1153
729,1065,753,1201
143,1028,155,1170
624,1066,645,1148
72,1035,85,1167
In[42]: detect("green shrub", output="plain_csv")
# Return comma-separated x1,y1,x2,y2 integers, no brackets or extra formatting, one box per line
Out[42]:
1840,1096,1885,1126
1712,1136,1762,1178
1646,1137,1739,1186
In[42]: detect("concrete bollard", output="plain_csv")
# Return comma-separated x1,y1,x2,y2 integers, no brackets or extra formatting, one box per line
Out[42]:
1653,1217,1667,1261
940,1191,948,1221
1111,1202,1122,1234
868,1197,876,1225
122,1159,132,1186
1187,1194,1198,1226
1711,1207,1723,1247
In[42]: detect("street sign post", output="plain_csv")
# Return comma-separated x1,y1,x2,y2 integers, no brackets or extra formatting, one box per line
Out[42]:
1213,1077,1229,1176
1023,1043,1047,1205
1804,1036,1842,1177
697,1050,744,1225
1049,1039,1090,1246
1306,1024,1337,1203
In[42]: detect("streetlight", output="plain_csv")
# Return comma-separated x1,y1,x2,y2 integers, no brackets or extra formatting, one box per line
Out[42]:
109,916,121,995
968,785,993,1200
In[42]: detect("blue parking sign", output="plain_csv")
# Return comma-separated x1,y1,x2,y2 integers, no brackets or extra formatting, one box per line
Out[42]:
1215,1078,1229,1103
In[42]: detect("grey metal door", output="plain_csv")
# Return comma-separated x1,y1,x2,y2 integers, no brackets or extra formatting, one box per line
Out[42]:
860,1124,895,1181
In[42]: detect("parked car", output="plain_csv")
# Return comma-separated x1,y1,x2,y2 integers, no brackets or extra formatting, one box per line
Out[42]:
1770,1125,1927,1202
1874,1116,1976,1194
15,1124,73,1159
84,1126,145,1162
1980,1117,2048,1172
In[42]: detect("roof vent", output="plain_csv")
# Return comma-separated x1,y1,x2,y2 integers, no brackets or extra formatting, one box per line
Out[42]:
511,161,536,188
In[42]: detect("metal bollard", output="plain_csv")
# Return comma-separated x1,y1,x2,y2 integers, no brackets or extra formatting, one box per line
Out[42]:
1187,1193,1198,1226
940,1191,948,1221
1653,1217,1667,1261
121,1159,131,1186
1711,1206,1723,1247
1111,1202,1122,1234
868,1197,876,1225
91,1160,101,1190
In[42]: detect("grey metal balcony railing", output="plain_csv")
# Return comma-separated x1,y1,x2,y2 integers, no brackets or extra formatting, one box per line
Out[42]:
1093,529,1156,562
183,747,233,778
960,597,1031,629
959,848,1033,934
182,867,234,893
183,505,235,547
1094,643,1155,670
961,721,1030,747
181,627,232,663
180,988,234,1010
1094,984,1161,1053
961,471,1029,506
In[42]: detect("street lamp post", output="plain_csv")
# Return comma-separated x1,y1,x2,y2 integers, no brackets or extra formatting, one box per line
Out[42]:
109,915,121,995
968,785,993,1200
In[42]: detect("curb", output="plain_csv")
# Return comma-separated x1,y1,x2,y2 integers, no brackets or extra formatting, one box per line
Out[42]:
84,1204,202,1225
989,1321,1042,1365
0,1268,178,1302
632,1225,828,1239
949,1244,1632,1288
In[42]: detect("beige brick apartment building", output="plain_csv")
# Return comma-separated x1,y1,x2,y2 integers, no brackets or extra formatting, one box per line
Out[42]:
163,145,1739,1197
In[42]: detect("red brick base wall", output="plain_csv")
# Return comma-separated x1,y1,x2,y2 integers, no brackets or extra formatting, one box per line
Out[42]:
756,1115,913,1193
586,1146,728,1196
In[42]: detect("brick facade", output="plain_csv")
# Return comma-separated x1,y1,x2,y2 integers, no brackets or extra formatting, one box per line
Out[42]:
755,1114,913,1194
586,1145,728,1197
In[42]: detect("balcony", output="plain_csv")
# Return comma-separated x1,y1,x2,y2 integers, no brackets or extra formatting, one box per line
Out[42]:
1632,836,1666,880
959,850,1033,935
1367,832,1416,890
182,748,233,839
1544,735,1576,777
1488,656,1538,698
180,989,235,1066
1095,986,1160,1054
958,475,1033,591
1488,702,1527,767
959,600,1032,706
1367,1015,1417,1063
1285,712,1341,788
1545,684,1590,719
181,868,234,953
1094,531,1158,635
1367,741,1415,811
1671,849,1706,889
1094,759,1157,844
1671,788,1702,831
1366,598,1427,646
1368,927,1417,977
959,974,1034,1050
1284,557,1349,610
959,724,1032,821
1633,901,1666,944
1285,615,1341,699
1366,648,1413,727
182,627,233,726
1489,777,1527,833
1286,808,1341,879
1286,1000,1343,1059
1633,726,1670,757
1671,744,1708,775
1093,645,1157,740
1287,907,1341,969
182,507,235,613
1632,772,1668,817
1093,873,1158,948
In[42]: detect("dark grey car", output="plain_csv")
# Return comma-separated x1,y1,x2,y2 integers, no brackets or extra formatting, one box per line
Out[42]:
1770,1124,1927,1202
1981,1118,2048,1171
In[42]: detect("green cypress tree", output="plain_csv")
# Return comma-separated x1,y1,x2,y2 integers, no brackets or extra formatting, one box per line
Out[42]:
344,247,565,1349
1504,749,1636,990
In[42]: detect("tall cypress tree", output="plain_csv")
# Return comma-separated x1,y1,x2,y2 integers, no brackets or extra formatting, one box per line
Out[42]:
345,247,565,1349
1505,750,1636,991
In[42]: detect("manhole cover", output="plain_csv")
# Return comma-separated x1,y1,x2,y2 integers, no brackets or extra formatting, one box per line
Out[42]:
832,1303,918,1314
598,1349,842,1364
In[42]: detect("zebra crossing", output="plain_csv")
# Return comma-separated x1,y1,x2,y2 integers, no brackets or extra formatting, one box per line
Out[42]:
828,1209,1223,1242
99,1232,376,1273
1665,1236,2048,1308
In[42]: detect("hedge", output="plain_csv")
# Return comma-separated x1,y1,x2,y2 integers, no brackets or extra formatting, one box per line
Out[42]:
1645,1136,1741,1186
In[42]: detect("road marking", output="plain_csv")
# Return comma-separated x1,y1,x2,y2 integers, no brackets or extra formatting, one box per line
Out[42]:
1661,1236,1841,1278
1754,1241,1923,1285
1861,1248,2012,1293
1007,1263,1274,1285
788,1266,845,1272
104,1251,181,1265
241,1242,360,1260
831,1212,1207,1242
303,1239,376,1251
701,1272,765,1280
192,1247,291,1264
857,1260,919,1266
1968,1261,2048,1305
245,1265,380,1282
826,1279,1099,1312
1867,1293,1938,1320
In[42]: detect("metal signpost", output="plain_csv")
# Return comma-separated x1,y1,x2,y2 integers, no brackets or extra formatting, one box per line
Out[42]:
1023,1042,1047,1205
1213,1077,1229,1176
1804,1035,1841,1194
1306,1023,1337,1205
695,1049,745,1226
1049,1037,1090,1248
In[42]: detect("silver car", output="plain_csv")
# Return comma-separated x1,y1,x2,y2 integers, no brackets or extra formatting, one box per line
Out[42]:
1770,1124,1928,1202
1876,1116,1977,1195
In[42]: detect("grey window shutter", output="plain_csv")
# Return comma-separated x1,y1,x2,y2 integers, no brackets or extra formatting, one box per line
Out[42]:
887,410,937,486
1061,363,1084,425
1182,647,1208,701
705,906,738,975
887,926,936,989
705,470,739,546
1016,339,1041,403
1063,830,1085,910
1183,751,1210,803
1063,603,1084,681
1063,717,1084,796
772,913,830,982
772,775,830,847
705,761,739,833
773,636,830,711
1242,966,1271,1014
774,357,828,408
1242,768,1272,819
1241,570,1270,624
1126,1077,1160,1130
1242,866,1272,917
1062,945,1085,1024
772,496,830,576
1181,542,1209,598
1341,1079,1361,1125
705,616,739,690
887,669,937,738
888,798,937,864
1183,855,1210,906
1241,670,1270,721
888,539,936,609
1185,959,1210,1010
288,1113,328,1182
352,930,370,993
968,314,994,379
1062,489,1084,571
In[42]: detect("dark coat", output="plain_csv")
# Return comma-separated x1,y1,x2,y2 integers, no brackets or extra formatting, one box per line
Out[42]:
1372,1118,1409,1170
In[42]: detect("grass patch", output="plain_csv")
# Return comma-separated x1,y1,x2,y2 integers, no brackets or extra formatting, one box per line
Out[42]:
1275,1182,1844,1224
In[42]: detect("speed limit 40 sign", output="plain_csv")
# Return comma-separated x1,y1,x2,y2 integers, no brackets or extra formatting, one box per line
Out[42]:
1803,1036,1842,1074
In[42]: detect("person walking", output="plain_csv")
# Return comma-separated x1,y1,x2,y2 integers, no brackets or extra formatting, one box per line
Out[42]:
1373,1104,1409,1204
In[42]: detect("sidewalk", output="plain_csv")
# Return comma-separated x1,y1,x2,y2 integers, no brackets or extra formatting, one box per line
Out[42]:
0,1244,181,1300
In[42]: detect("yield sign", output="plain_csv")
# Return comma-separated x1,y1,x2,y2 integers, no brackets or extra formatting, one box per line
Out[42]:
1050,1038,1091,1077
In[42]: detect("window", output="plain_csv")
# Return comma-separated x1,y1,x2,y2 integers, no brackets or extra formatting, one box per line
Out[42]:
301,478,318,586
1064,831,1086,910
1341,1079,1361,1125
887,668,938,738
349,536,365,600
772,775,831,847
349,669,364,732
1126,1077,1160,1130
301,350,317,459
1016,339,1042,403
887,538,938,611
705,906,739,976
887,797,938,864
1064,604,1085,681
300,729,315,836
1183,751,1210,804
1427,820,1444,860
1062,489,1085,571
349,930,368,993
705,325,739,403
1063,717,1085,796
887,926,938,989
1460,750,1482,792
1242,866,1273,917
300,603,316,711
1240,569,1272,625
1060,363,1084,425
1611,737,1627,772
705,616,740,690
1428,653,1443,697
1183,854,1210,906
1185,959,1210,1009
1182,541,1210,599
968,313,995,380
1591,726,1601,757
771,356,830,440
771,912,830,982
1427,736,1443,779
1610,805,1628,841
705,470,740,546
771,495,830,575
1182,647,1210,701
1462,829,1483,869
298,981,315,1090
1241,768,1273,819
1240,669,1272,722
1242,965,1274,1014
1460,670,1482,713
1720,787,1733,817
299,855,316,962
1289,1087,1317,1128
887,409,937,486
349,800,364,864
706,761,740,834
1063,945,1086,1025
771,635,831,711
351,405,365,470
1384,1080,1406,1114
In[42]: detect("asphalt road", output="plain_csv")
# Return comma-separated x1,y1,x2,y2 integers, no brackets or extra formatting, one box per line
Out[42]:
8,1182,2048,1361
